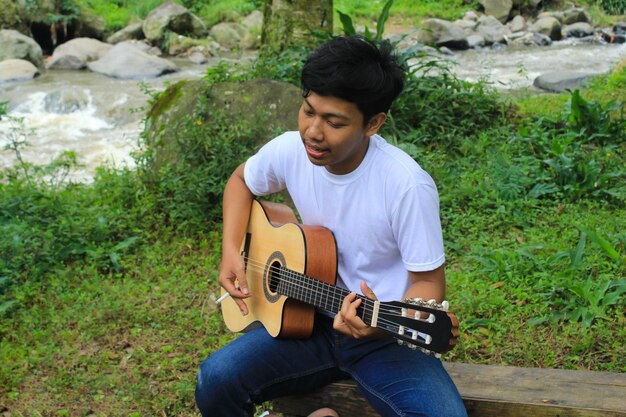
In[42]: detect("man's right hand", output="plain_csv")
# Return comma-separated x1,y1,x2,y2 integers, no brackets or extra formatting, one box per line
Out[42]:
218,248,250,315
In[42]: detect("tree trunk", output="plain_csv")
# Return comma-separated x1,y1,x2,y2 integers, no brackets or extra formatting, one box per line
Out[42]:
261,0,333,53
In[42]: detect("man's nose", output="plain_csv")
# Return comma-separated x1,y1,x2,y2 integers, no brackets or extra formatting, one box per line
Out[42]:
306,118,324,141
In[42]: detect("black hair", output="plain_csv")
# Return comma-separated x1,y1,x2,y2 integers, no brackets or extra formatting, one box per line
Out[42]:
301,35,406,124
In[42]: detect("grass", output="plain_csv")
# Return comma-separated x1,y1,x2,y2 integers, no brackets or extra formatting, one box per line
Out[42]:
1,233,232,416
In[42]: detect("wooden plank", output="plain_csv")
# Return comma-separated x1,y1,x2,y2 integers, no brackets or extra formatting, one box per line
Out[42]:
272,362,626,417
445,362,626,416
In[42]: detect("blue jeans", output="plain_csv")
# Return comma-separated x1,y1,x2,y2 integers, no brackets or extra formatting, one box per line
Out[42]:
195,314,467,417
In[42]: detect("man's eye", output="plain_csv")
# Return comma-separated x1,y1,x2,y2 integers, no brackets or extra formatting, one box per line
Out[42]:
328,121,344,128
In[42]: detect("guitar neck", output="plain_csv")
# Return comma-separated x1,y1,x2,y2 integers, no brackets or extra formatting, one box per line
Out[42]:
276,267,376,325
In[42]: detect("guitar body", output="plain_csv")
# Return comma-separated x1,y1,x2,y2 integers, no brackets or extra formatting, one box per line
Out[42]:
221,200,338,339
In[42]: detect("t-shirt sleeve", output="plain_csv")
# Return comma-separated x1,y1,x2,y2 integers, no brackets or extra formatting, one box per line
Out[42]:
243,133,294,196
392,181,445,272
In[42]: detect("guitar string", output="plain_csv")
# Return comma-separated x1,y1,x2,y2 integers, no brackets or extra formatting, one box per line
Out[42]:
239,256,442,322
240,261,426,342
241,256,396,317
240,256,437,320
229,257,439,347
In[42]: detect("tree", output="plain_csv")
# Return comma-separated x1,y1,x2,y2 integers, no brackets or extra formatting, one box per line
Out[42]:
261,0,333,53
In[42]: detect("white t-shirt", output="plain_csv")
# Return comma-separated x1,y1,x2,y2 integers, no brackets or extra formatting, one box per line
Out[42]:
244,131,445,302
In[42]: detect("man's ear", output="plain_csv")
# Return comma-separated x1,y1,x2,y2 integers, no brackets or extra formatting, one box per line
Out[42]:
365,112,387,136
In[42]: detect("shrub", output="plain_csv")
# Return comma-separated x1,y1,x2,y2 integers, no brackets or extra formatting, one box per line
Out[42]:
515,90,626,202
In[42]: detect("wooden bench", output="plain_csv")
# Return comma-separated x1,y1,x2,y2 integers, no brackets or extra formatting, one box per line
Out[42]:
272,362,626,417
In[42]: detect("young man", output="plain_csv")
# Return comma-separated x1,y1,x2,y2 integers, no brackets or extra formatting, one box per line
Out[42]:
195,36,467,417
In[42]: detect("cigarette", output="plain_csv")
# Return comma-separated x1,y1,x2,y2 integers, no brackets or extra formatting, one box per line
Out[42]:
216,292,231,305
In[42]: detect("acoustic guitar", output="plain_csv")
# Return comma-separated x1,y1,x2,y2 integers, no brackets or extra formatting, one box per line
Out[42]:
220,199,459,354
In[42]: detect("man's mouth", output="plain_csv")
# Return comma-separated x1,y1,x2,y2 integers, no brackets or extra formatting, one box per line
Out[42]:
305,143,328,159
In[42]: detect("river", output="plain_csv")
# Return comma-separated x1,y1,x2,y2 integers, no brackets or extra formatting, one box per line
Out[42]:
0,41,624,182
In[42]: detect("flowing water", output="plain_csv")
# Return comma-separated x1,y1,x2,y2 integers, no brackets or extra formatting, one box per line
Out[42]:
0,41,624,182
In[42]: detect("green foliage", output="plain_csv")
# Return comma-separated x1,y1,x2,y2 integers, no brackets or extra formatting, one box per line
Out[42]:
383,58,506,149
515,90,626,202
251,45,312,85
0,116,149,317
0,0,21,29
334,0,471,26
338,0,394,41
75,0,135,31
184,0,260,27
597,0,626,14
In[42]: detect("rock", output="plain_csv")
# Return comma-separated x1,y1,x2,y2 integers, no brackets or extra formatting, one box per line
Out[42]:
43,89,90,113
533,71,597,92
530,16,562,41
508,15,527,33
417,18,470,50
467,34,486,48
47,37,112,70
242,10,263,32
532,32,553,46
563,22,595,38
478,0,513,23
209,22,257,50
463,10,480,21
563,8,591,25
116,40,152,53
0,58,40,83
87,42,179,79
166,32,208,55
0,29,44,68
74,7,106,39
475,15,511,45
142,1,207,45
188,51,208,65
107,21,145,44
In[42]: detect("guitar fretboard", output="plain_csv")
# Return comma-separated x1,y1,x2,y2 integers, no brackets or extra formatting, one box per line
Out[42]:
275,266,376,325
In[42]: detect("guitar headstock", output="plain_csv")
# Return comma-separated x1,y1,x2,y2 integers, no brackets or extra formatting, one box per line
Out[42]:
373,298,459,355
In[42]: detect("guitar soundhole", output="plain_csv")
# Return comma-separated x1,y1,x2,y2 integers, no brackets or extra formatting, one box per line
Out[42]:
268,260,281,293
263,251,285,303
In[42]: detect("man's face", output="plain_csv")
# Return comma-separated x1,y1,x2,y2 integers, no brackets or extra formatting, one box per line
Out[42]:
298,92,382,175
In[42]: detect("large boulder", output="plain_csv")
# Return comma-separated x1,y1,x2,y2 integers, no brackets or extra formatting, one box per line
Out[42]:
475,15,510,45
43,89,90,114
144,78,301,170
242,10,263,34
0,59,40,83
563,22,595,38
107,21,145,44
562,8,592,25
0,29,44,68
533,71,597,92
209,22,257,50
478,0,513,23
530,16,562,41
87,42,179,79
47,37,112,70
417,18,470,50
142,2,207,45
